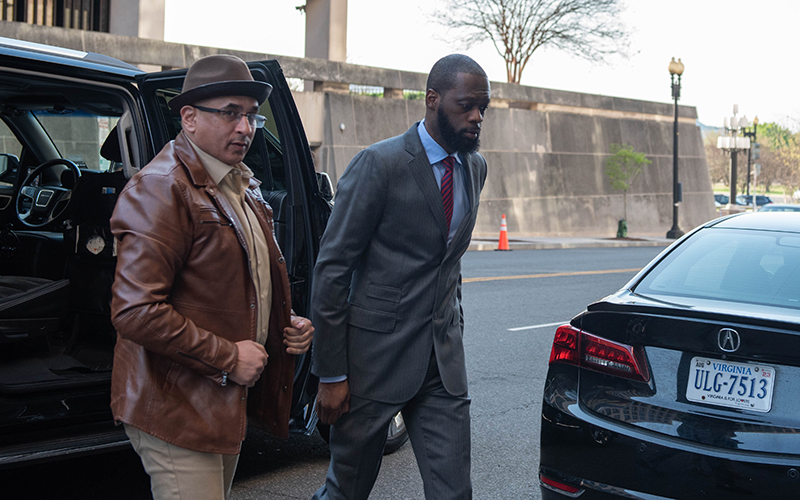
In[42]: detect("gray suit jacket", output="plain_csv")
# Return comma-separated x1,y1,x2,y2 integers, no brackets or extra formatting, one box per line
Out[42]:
311,123,487,403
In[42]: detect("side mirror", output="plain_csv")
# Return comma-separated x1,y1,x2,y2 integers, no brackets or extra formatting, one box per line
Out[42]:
0,153,19,179
0,154,18,210
316,172,334,203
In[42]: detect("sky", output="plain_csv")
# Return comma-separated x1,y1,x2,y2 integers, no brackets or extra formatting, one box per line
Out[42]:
165,0,800,130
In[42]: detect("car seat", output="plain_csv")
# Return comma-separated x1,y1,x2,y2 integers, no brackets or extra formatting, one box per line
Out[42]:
0,276,69,345
62,126,128,345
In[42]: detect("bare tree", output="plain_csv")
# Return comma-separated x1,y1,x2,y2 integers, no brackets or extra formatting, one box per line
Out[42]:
771,136,800,199
754,144,781,194
434,0,629,83
704,132,730,185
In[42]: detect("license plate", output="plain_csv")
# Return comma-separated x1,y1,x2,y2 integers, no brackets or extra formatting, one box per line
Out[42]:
686,357,775,412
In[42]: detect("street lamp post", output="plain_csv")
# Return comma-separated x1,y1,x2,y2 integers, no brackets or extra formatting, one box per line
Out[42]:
666,57,685,239
742,116,759,196
716,105,751,209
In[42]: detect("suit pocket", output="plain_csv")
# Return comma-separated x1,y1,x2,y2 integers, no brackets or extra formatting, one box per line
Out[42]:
347,304,396,333
365,283,402,303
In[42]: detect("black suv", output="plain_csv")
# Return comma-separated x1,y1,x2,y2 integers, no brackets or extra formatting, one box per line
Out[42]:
0,37,339,466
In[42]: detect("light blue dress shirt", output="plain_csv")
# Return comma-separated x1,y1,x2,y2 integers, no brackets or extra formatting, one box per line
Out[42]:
319,121,470,384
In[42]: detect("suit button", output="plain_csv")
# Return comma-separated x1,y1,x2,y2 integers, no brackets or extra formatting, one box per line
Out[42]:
250,303,255,309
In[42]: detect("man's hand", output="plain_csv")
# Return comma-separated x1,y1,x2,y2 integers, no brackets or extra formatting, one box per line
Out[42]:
317,380,350,425
284,315,314,354
229,340,268,387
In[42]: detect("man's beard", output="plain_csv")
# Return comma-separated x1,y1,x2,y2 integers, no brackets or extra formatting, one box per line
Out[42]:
437,107,480,154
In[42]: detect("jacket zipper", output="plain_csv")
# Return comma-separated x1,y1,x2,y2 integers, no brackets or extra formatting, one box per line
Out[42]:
178,351,229,386
199,219,233,226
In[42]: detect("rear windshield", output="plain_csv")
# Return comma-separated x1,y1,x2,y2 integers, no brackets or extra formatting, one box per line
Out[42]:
634,228,800,310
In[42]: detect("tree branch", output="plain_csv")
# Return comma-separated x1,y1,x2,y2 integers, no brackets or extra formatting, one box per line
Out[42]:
432,0,630,82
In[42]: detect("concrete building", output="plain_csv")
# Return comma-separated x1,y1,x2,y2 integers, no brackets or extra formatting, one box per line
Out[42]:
0,0,163,39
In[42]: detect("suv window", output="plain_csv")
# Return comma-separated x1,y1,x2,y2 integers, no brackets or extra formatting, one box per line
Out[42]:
36,112,119,171
0,118,21,181
0,118,21,161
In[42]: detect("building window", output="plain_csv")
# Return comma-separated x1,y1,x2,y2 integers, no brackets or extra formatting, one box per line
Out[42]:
1,0,110,32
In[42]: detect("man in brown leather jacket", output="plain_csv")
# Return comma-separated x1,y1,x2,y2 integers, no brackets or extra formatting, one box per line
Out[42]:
109,55,313,500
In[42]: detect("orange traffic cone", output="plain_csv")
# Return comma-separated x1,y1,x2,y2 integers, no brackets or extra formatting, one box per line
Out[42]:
496,214,511,251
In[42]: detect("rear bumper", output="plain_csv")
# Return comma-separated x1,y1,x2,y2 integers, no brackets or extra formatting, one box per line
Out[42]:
540,362,800,499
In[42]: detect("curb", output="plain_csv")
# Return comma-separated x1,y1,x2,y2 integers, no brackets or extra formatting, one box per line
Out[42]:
467,239,673,251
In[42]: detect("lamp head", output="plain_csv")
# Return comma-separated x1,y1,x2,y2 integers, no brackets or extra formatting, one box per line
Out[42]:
669,57,685,76
668,57,679,75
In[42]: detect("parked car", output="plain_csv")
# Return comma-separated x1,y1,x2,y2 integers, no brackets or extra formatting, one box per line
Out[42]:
760,203,800,212
714,193,729,206
540,212,800,499
0,37,406,467
736,194,773,207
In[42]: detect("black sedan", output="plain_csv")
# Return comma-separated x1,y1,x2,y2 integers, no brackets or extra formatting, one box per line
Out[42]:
539,212,800,499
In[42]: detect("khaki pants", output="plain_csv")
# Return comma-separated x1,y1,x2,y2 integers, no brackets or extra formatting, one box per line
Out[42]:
124,424,240,500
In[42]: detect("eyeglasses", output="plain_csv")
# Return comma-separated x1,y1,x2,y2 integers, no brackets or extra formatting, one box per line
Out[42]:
190,105,267,129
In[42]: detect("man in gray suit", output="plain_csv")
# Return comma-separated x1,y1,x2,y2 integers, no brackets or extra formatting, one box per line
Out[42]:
310,54,490,500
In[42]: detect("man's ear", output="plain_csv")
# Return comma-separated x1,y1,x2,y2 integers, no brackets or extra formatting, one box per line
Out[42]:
180,106,197,133
425,89,439,111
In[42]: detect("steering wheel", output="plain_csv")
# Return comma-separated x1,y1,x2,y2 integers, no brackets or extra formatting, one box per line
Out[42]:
15,158,81,228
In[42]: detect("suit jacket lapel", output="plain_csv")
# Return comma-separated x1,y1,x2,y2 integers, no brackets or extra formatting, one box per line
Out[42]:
404,125,450,240
445,153,481,258
462,154,477,213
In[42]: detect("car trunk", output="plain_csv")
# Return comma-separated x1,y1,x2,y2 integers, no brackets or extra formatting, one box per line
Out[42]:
577,295,800,456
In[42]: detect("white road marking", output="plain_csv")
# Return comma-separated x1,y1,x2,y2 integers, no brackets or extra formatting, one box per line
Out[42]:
508,321,568,332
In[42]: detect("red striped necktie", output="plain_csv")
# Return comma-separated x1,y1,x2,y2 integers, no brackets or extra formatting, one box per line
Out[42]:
441,156,455,233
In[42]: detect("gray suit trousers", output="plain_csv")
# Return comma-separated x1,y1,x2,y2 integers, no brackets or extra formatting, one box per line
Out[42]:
312,354,472,500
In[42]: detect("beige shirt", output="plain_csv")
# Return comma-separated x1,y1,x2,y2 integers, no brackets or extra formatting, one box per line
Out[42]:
188,138,272,345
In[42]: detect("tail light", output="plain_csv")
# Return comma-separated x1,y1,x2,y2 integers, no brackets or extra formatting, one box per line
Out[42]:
539,472,583,497
549,324,651,383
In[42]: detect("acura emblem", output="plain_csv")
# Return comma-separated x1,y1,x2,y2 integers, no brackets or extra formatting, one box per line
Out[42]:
718,328,741,352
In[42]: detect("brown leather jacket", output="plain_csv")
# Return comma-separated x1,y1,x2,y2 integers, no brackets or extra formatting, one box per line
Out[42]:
109,132,293,455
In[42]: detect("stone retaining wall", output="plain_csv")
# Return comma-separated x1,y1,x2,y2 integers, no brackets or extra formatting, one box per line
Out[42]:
2,21,715,236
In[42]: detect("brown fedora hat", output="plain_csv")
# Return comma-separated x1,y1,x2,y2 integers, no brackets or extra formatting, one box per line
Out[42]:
168,54,272,113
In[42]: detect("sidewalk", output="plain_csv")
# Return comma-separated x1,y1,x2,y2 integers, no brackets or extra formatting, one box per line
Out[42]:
468,235,674,251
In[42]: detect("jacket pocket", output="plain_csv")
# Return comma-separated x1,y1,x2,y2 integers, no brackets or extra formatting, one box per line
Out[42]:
365,283,402,303
197,206,232,226
347,304,396,333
